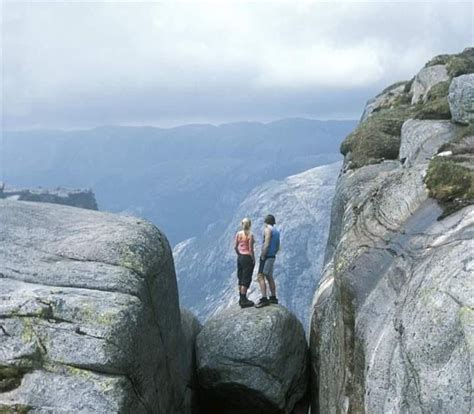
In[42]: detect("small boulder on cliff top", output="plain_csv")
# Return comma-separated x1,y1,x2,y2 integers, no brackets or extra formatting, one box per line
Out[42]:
196,305,308,414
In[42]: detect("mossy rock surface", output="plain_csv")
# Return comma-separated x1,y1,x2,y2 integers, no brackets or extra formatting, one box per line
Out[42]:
0,404,31,414
425,48,474,78
414,97,451,120
425,157,474,218
0,366,29,393
341,106,415,167
344,48,474,169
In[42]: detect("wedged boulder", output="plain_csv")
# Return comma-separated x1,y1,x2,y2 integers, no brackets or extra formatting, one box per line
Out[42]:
449,74,474,124
196,305,308,414
180,308,202,414
410,64,449,104
0,199,186,413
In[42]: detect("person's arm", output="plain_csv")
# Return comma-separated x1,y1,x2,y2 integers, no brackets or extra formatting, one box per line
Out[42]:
275,235,280,254
234,233,240,255
260,227,271,259
250,234,255,263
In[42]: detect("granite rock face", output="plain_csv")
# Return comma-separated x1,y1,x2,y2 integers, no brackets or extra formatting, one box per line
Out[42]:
310,115,473,413
410,64,449,104
0,185,98,210
360,81,409,123
449,74,474,124
196,305,308,414
0,200,188,413
399,119,459,167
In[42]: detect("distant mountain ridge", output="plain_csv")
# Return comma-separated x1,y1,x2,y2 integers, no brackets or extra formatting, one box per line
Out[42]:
3,118,355,244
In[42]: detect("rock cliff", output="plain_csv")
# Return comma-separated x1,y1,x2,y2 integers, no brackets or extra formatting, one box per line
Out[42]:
310,48,473,413
0,200,193,413
0,184,98,210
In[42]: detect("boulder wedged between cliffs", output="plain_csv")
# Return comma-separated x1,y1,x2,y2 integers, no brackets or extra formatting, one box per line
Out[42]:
196,304,309,414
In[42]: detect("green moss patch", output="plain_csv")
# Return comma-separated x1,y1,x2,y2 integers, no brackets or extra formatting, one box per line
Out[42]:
414,98,451,120
341,106,415,168
425,157,474,218
0,405,31,414
413,80,451,120
0,366,29,393
342,49,474,170
425,48,474,78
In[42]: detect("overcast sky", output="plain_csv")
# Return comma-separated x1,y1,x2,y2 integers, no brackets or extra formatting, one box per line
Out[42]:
2,1,473,129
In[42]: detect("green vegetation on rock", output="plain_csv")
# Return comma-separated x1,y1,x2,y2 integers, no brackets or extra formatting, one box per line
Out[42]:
425,48,474,78
0,405,31,414
0,366,29,393
341,106,416,168
425,157,474,218
342,48,474,169
414,81,451,120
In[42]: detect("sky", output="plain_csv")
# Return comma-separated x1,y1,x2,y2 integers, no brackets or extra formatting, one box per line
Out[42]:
2,1,473,129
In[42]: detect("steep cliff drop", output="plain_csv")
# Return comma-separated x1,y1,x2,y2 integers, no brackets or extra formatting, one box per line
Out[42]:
0,185,98,211
310,48,473,413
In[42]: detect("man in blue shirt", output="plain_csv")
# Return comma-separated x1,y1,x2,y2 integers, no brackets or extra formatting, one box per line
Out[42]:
255,214,280,308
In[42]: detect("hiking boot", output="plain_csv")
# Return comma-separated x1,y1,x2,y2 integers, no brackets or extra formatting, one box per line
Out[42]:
255,297,270,308
269,296,278,304
239,297,254,308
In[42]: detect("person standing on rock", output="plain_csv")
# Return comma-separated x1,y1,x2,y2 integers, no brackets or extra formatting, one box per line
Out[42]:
255,214,280,308
234,218,256,308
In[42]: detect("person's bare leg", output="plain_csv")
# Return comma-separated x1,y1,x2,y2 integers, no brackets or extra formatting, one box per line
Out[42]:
258,274,267,297
267,275,276,297
240,285,248,295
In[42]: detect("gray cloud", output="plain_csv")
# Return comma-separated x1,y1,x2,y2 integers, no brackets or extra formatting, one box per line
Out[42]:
2,1,473,129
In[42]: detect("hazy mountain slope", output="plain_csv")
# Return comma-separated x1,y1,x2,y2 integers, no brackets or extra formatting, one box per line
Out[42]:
174,161,341,330
3,119,355,244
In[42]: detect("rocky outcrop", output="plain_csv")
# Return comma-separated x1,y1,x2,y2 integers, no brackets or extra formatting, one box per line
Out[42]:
310,50,473,413
0,200,189,413
0,184,98,210
342,48,474,170
449,74,474,124
410,64,449,104
196,305,308,414
174,162,341,331
180,308,202,414
360,81,410,123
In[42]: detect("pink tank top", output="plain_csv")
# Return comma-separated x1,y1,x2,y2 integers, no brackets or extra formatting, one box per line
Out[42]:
236,231,252,255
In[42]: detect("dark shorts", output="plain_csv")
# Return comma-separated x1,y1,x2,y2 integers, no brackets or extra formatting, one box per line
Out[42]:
237,255,254,288
258,257,275,276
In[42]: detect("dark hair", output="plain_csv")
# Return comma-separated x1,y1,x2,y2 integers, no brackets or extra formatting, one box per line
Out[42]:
264,214,276,225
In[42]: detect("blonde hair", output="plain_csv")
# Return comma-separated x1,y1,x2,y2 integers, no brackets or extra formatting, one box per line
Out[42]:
241,218,251,236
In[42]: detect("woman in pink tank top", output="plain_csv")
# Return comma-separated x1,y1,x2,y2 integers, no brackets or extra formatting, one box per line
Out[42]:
234,218,255,308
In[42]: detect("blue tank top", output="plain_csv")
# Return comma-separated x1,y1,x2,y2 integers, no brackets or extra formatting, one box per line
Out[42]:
266,226,280,258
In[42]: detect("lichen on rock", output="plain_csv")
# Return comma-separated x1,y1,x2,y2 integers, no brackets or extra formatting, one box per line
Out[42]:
0,200,191,413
